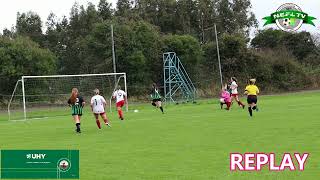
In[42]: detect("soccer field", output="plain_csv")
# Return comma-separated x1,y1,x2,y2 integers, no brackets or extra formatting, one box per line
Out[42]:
0,91,319,180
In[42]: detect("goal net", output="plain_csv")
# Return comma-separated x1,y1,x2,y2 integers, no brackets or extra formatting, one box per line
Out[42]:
8,73,127,121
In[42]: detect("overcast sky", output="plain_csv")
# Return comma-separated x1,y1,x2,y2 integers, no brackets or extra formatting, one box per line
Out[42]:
0,0,319,34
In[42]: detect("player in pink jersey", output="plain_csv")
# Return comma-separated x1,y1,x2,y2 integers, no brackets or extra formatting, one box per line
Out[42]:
219,85,231,110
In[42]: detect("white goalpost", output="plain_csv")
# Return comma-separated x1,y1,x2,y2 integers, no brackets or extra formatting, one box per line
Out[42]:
8,73,128,121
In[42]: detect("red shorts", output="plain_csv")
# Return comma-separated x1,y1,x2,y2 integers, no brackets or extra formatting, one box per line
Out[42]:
94,112,105,115
231,94,238,97
116,100,125,107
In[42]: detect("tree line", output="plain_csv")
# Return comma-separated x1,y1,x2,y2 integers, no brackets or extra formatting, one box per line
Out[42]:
1,0,320,105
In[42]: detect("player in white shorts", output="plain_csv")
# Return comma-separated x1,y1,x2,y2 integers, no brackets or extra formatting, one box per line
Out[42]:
90,89,111,129
112,86,127,120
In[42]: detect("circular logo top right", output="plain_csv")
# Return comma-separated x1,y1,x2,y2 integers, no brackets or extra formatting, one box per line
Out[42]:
263,3,316,32
276,3,303,31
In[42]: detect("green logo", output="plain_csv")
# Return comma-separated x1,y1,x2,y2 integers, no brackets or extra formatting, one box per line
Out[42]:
1,150,79,179
263,3,316,31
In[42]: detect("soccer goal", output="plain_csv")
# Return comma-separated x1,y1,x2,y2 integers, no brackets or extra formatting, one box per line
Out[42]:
8,73,128,121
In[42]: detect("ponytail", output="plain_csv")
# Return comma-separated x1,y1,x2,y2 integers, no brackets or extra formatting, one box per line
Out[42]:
69,88,78,104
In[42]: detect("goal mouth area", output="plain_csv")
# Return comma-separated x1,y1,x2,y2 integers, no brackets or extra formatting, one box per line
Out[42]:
8,73,128,121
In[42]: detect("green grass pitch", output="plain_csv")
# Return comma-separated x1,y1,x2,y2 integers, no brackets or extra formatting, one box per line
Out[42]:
0,91,319,180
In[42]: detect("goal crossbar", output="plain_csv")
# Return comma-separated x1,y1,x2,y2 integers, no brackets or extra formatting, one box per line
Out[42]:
22,73,126,79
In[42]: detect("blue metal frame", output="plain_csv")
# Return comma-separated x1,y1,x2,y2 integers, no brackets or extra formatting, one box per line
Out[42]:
163,52,196,103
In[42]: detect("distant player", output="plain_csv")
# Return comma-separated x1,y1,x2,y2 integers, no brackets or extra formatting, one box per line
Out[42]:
67,88,85,133
230,77,245,108
112,86,127,120
90,89,111,129
244,79,260,117
219,85,231,110
150,83,164,114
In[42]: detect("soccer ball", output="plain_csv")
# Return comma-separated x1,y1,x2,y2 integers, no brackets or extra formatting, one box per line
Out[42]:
134,109,139,113
283,18,290,26
283,18,296,27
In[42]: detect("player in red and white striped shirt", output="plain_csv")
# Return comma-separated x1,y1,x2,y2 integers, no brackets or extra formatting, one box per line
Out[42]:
90,89,111,129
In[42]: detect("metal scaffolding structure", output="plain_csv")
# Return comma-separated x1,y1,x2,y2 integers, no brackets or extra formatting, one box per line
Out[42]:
163,52,196,103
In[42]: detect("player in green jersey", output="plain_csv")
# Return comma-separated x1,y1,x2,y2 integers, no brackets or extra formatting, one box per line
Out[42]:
68,88,85,133
150,83,164,114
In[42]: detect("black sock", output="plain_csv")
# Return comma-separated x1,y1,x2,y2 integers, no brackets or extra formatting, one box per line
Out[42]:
252,106,256,110
220,103,223,109
160,107,164,113
152,102,156,107
248,107,253,117
76,123,81,132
